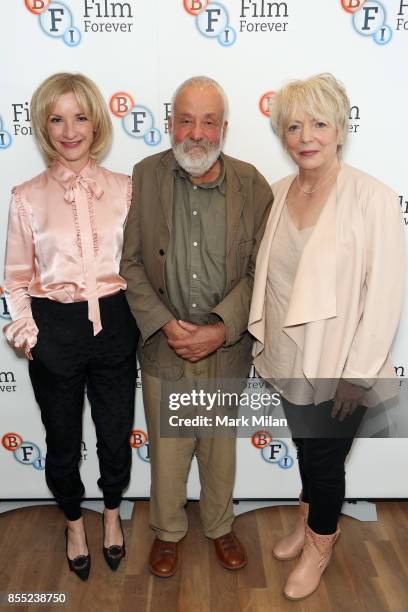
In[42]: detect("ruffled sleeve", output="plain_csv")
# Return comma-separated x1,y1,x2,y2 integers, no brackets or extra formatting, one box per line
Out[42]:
3,188,38,349
3,317,38,349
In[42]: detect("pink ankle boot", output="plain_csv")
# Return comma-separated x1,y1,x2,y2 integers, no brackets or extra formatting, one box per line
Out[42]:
273,500,309,561
284,525,340,600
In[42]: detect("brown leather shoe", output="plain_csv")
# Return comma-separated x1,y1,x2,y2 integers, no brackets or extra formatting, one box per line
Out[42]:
148,538,179,578
213,532,247,570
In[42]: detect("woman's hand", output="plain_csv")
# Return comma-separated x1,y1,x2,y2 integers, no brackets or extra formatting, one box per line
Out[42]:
3,318,38,360
331,379,366,421
14,341,34,361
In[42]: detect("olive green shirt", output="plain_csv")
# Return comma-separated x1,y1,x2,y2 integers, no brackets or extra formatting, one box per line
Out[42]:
164,159,227,324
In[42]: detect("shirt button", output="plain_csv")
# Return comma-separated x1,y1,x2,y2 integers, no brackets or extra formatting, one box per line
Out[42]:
192,274,197,279
193,241,198,247
192,303,197,308
159,249,165,256
158,288,164,295
192,210,198,216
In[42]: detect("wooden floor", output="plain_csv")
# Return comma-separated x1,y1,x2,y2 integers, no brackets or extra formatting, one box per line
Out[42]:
0,501,408,611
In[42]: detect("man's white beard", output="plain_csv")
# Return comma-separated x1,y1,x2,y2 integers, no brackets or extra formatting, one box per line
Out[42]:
171,136,223,177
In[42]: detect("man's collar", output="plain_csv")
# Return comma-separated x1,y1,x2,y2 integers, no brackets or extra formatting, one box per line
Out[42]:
173,154,226,192
160,149,243,195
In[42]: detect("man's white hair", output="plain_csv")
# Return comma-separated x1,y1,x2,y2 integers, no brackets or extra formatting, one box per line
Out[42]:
171,76,229,121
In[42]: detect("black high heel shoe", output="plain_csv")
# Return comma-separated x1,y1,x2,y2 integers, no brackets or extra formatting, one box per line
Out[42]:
64,527,91,582
102,512,126,571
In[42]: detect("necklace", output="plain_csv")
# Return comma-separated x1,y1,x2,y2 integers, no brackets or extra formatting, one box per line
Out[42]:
296,163,340,195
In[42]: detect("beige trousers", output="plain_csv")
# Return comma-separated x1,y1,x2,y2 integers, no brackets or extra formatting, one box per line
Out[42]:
142,354,236,542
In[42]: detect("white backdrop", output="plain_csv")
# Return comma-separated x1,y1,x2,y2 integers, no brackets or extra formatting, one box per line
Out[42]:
1,0,408,501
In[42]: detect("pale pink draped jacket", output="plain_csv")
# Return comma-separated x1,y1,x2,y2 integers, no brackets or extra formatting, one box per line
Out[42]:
249,164,405,405
3,159,131,348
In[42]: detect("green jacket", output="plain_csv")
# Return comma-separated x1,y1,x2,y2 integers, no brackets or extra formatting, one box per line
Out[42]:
120,149,273,381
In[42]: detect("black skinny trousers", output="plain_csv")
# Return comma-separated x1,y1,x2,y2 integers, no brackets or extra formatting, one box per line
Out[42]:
29,291,139,521
284,399,366,535
293,436,354,535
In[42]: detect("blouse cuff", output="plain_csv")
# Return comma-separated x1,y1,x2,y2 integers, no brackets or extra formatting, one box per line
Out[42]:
3,317,39,350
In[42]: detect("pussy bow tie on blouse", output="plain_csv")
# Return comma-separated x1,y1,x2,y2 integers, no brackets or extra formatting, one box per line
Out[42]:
64,174,104,335
63,175,103,204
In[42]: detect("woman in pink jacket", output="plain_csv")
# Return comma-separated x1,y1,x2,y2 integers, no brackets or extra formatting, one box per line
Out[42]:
249,73,404,600
3,73,138,580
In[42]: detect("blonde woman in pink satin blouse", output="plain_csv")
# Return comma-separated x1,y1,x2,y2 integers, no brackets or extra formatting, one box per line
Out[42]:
3,73,139,580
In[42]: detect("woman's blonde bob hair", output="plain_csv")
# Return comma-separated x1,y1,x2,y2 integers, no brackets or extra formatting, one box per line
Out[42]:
269,73,350,157
30,72,112,164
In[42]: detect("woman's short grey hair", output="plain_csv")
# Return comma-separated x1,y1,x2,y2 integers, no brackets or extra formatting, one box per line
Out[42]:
269,73,350,157
171,76,229,121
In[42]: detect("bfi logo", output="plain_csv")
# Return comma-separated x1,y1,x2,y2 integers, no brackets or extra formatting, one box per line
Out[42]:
109,92,162,146
24,0,82,47
129,429,150,462
252,430,272,448
259,91,275,117
261,439,294,469
0,117,12,150
2,432,46,471
183,1,237,47
341,1,392,45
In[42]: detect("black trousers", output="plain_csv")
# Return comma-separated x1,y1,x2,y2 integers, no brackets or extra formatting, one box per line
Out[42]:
283,399,366,535
29,291,139,521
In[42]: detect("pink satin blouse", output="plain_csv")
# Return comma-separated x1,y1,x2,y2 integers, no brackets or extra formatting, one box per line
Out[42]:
3,159,132,348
